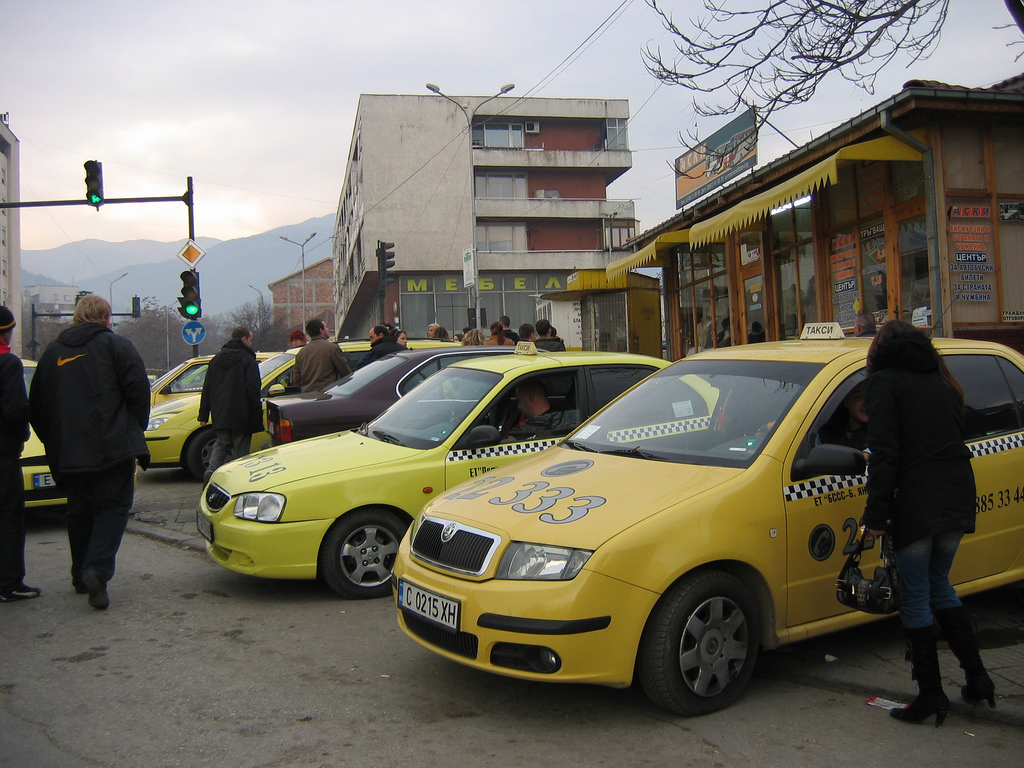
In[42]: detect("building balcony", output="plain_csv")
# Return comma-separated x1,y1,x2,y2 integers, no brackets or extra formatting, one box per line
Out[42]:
474,197,634,221
473,147,631,180
476,248,619,272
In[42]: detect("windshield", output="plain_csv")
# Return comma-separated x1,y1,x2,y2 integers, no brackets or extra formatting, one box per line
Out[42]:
363,366,500,449
259,354,294,378
566,360,821,468
324,354,406,397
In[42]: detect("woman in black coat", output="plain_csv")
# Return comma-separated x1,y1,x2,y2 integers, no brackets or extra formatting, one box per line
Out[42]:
863,320,994,725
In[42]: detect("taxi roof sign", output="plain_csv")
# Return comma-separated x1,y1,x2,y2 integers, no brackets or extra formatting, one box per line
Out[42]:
800,322,846,340
514,341,539,355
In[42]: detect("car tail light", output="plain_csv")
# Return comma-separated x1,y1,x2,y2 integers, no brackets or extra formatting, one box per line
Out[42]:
275,418,293,442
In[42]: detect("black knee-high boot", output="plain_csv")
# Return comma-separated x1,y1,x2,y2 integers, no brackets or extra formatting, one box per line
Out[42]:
935,605,996,708
891,625,950,726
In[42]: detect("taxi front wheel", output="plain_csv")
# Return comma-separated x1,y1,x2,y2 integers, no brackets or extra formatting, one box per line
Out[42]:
638,571,760,716
318,508,409,599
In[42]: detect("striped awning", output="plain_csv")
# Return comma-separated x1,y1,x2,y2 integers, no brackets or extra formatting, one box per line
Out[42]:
606,229,690,279
689,135,924,247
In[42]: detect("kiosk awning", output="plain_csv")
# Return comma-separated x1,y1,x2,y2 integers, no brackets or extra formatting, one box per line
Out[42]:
606,229,690,279
689,135,924,247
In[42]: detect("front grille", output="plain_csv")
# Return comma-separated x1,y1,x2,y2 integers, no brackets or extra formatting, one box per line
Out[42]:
411,517,499,574
402,612,479,659
205,484,230,511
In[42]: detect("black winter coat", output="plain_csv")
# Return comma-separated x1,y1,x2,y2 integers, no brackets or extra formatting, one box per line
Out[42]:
29,323,150,477
198,338,261,432
862,337,975,548
0,348,30,459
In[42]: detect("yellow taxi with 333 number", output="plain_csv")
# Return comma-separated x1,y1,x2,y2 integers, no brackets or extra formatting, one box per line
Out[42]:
197,345,668,599
393,325,1024,717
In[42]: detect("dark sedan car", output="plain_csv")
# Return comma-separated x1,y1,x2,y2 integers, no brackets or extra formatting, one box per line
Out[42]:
266,346,515,444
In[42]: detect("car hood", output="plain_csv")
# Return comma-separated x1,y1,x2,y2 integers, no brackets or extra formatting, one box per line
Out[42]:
418,446,744,552
210,429,421,492
149,393,200,416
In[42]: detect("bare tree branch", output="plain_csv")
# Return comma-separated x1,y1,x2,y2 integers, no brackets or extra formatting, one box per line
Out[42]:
643,0,1023,145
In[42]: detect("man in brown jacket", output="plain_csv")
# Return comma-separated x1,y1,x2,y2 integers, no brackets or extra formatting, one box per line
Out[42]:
293,318,350,393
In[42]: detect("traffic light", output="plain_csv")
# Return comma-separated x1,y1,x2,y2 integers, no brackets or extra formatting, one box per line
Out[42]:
83,160,104,207
376,240,396,285
177,270,201,319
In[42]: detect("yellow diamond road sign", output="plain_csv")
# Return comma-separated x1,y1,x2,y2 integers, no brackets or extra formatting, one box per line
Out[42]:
177,240,206,268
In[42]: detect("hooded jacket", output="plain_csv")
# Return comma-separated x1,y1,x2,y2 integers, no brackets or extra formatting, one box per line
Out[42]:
862,331,975,547
0,341,30,458
29,323,150,478
198,338,261,432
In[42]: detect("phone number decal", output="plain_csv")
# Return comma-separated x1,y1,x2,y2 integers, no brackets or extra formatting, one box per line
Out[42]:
444,475,605,524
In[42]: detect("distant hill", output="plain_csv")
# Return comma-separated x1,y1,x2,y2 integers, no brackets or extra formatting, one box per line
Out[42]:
21,214,335,317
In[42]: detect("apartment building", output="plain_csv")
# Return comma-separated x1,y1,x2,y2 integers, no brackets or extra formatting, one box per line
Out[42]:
0,113,23,354
332,94,635,338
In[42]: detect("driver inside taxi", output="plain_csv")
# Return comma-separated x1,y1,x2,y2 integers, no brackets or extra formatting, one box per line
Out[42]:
504,380,579,441
816,382,868,454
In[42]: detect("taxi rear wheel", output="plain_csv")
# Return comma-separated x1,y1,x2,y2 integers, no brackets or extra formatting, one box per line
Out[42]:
638,571,759,717
319,508,409,599
185,428,216,479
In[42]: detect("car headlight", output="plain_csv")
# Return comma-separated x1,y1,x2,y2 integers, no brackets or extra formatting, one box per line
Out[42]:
496,542,592,580
233,492,286,522
147,416,171,431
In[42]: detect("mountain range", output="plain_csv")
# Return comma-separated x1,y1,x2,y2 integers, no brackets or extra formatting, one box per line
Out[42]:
21,213,336,317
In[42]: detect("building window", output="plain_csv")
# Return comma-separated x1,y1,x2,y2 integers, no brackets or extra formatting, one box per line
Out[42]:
475,173,527,199
677,243,728,354
476,223,527,252
604,119,628,151
771,197,817,339
472,122,524,149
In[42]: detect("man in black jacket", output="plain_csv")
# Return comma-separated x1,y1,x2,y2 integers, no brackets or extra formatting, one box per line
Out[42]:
198,326,261,484
29,295,150,610
354,324,404,370
0,307,39,603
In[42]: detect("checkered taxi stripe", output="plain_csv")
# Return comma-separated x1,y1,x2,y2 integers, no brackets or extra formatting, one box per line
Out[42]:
784,431,1024,501
447,439,559,462
608,416,712,444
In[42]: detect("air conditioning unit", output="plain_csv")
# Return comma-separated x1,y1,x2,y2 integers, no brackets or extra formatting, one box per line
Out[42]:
525,121,540,134
534,189,547,198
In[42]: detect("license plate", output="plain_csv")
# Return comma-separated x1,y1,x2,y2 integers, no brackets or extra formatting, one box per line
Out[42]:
33,472,55,489
196,511,213,543
398,579,460,632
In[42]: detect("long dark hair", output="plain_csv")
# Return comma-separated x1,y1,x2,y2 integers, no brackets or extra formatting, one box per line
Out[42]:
867,320,964,403
489,322,507,343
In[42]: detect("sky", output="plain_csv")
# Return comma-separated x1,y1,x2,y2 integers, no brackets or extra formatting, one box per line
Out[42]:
6,0,1023,266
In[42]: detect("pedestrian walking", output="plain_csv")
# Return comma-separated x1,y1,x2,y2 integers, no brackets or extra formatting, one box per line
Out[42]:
198,326,261,484
293,318,350,392
862,320,994,725
0,307,40,603
29,295,150,610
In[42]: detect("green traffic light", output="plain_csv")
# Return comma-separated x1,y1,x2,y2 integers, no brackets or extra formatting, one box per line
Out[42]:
184,303,200,316
88,192,102,205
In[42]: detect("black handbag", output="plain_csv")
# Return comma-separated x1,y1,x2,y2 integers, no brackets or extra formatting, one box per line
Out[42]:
836,531,900,614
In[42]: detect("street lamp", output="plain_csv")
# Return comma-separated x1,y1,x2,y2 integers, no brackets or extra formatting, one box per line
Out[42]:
425,82,515,328
247,284,266,334
280,231,316,326
108,272,128,309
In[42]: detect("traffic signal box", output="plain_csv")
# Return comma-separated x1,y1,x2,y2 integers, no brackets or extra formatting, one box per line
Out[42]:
84,160,104,208
377,240,396,285
177,270,202,319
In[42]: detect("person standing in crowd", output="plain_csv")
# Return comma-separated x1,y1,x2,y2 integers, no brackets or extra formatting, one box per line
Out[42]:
485,321,515,346
461,329,486,345
293,318,350,393
395,329,408,347
518,323,538,343
198,326,261,485
288,329,307,348
29,295,150,610
854,312,877,337
862,320,993,726
0,307,39,603
499,315,520,344
355,324,405,369
534,318,566,351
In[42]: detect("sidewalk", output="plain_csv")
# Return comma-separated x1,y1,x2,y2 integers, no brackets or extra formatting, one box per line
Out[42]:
126,473,1024,728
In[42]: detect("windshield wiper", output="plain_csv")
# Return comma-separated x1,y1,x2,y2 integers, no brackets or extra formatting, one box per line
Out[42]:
563,439,598,452
371,429,403,445
601,446,669,461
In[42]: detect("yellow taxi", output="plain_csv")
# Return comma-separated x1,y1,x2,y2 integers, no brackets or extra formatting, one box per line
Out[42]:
393,326,1024,716
197,346,667,599
145,339,457,478
21,361,66,510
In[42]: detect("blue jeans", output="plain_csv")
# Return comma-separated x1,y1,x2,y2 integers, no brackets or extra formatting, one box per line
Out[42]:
894,531,964,629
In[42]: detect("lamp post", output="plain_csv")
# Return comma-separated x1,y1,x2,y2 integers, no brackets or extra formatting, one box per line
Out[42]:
425,82,515,329
108,272,128,308
280,231,316,326
247,284,265,335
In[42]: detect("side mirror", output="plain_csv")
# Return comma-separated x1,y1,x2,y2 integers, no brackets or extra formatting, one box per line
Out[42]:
461,425,501,449
268,384,286,396
792,443,867,481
